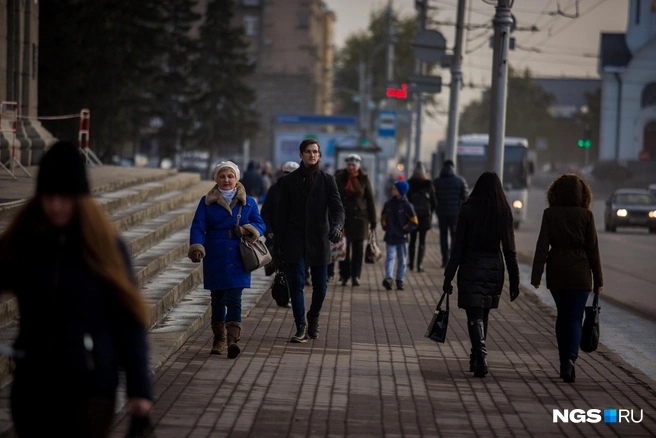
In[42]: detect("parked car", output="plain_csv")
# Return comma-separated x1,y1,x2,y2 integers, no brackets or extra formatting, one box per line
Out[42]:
604,188,656,233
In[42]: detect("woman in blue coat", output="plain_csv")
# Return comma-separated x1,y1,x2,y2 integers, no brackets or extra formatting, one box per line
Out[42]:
188,161,266,358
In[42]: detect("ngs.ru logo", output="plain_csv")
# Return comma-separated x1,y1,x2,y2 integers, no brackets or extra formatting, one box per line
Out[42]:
553,408,643,423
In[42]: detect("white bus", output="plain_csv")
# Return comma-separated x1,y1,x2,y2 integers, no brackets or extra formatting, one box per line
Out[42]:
434,134,533,229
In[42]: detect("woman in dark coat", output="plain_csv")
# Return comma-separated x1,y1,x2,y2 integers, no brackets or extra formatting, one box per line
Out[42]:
0,141,153,437
406,162,436,272
531,174,603,383
334,153,377,286
443,172,520,378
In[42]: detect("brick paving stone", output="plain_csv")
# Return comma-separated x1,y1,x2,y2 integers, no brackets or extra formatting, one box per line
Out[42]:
108,235,656,437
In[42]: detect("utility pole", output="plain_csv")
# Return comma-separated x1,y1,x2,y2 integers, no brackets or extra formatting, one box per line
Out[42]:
385,0,394,85
410,0,428,175
445,0,466,167
487,0,513,181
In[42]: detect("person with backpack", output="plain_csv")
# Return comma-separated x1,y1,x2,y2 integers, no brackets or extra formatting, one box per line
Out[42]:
406,162,437,272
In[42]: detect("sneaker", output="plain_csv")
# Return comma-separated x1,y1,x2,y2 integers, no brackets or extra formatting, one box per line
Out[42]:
382,278,393,291
290,323,309,343
352,277,360,286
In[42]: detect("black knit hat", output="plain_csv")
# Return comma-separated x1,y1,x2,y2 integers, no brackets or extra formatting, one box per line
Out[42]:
36,141,90,195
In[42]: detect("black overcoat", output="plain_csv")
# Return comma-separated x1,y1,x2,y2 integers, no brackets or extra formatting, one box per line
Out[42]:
334,169,377,241
275,167,345,266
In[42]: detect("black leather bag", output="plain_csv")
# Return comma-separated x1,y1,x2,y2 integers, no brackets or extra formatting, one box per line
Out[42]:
425,291,449,343
270,270,290,308
580,292,600,353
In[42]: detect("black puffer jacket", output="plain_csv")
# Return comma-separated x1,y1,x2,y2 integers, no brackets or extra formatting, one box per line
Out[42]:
444,202,519,309
407,177,436,231
433,165,468,217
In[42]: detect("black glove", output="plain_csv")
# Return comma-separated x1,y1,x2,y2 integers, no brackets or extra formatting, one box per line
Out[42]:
443,280,453,295
510,286,520,302
328,228,342,244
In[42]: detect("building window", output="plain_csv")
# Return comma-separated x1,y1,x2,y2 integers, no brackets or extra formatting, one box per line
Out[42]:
641,82,656,107
297,10,310,29
244,15,259,36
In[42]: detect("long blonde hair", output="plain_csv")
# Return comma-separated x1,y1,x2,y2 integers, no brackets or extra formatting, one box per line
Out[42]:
0,195,150,328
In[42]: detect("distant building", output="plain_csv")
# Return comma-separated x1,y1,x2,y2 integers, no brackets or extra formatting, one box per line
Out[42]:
598,0,656,163
0,0,56,167
233,0,336,161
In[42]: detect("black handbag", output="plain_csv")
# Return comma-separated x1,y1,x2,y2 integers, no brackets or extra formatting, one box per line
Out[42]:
580,291,600,353
425,291,449,343
270,270,290,308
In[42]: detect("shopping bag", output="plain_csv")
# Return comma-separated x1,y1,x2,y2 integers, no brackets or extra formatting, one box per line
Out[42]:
330,235,347,263
580,292,600,353
425,291,449,343
364,229,383,264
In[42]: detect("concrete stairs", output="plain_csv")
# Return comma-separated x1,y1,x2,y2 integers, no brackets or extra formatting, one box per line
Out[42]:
0,169,273,434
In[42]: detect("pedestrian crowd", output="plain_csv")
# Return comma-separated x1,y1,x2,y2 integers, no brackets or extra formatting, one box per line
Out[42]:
0,138,604,435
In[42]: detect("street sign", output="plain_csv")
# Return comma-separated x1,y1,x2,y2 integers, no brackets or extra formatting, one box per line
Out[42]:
377,110,397,137
408,75,442,94
412,29,446,64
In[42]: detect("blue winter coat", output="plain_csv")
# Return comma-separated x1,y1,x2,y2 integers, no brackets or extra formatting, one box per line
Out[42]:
381,196,418,244
189,183,266,290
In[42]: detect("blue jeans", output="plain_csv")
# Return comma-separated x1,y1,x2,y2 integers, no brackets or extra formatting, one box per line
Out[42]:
550,289,590,362
437,214,457,265
286,258,328,324
385,243,407,281
210,288,243,323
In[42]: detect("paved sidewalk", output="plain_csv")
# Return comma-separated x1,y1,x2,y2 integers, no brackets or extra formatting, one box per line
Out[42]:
2,167,655,437
112,241,655,437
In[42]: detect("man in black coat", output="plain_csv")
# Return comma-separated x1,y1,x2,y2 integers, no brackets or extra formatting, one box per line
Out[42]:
275,139,345,343
433,160,469,267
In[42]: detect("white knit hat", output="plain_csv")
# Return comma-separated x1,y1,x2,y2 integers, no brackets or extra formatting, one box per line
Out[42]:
213,161,240,181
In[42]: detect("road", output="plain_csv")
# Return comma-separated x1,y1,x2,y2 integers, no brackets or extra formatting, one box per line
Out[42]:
514,176,656,381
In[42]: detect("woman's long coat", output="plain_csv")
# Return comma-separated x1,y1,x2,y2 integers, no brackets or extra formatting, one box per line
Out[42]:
334,169,377,241
407,177,437,231
189,182,266,290
444,202,520,309
275,168,345,266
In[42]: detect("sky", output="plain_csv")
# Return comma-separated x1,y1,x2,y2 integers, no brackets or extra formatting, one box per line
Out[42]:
322,0,629,160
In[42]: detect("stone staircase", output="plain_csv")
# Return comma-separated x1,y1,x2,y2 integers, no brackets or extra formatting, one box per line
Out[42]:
0,169,273,434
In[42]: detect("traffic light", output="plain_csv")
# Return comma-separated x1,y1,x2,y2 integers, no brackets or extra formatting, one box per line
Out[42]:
386,84,408,99
578,126,591,149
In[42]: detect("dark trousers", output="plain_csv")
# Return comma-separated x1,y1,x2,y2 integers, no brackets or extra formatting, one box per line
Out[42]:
210,288,243,323
338,239,364,280
437,214,458,265
408,229,428,265
287,258,328,324
550,289,590,362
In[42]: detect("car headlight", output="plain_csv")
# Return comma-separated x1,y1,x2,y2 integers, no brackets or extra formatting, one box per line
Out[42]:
649,210,656,218
512,200,523,209
616,209,628,217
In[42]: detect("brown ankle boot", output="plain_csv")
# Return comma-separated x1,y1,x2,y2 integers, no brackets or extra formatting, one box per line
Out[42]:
226,322,242,359
211,321,226,355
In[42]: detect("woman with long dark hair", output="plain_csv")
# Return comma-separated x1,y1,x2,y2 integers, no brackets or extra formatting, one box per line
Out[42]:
442,171,520,377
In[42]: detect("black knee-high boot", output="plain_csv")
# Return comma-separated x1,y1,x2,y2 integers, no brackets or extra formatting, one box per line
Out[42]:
468,319,488,377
